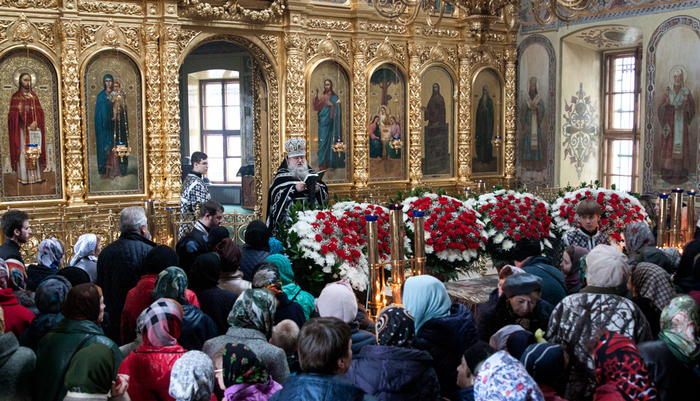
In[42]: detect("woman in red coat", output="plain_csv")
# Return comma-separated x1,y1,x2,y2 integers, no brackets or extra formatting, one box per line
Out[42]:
593,332,657,401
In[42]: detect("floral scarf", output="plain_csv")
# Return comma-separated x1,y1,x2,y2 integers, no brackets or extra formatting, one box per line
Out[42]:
227,289,276,339
252,263,282,295
376,306,415,347
594,331,657,401
658,295,700,368
475,351,544,401
69,234,98,266
143,298,183,347
35,275,72,315
152,266,188,303
169,350,215,401
222,343,270,387
625,222,655,257
36,238,63,268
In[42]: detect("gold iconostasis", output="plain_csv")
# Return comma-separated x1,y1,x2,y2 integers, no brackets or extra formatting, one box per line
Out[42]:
0,0,520,219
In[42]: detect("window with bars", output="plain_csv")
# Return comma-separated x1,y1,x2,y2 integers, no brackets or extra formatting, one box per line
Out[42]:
603,51,640,192
200,80,242,184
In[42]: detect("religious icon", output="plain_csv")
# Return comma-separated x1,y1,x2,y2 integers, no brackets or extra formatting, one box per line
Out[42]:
369,115,382,159
369,65,405,181
312,78,345,171
472,68,501,174
8,72,45,185
523,77,545,161
658,66,695,184
421,66,453,177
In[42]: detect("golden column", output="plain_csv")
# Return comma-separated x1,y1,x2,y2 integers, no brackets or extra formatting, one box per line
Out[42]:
408,42,423,186
457,45,473,184
284,32,306,140
657,193,668,247
504,48,518,180
143,24,164,199
162,25,183,201
352,38,369,188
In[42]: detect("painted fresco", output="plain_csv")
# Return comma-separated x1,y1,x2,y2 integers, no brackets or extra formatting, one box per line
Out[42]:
421,66,453,178
369,64,406,181
472,68,501,175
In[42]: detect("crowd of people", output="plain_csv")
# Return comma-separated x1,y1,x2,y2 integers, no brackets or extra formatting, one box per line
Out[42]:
1,196,700,401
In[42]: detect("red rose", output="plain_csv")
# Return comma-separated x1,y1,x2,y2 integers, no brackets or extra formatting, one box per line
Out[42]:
315,234,323,242
322,227,333,235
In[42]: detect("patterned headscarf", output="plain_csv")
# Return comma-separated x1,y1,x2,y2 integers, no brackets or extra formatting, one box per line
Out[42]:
143,298,183,347
658,295,700,368
169,351,216,401
70,234,98,266
475,351,545,401
222,343,271,387
594,332,657,401
624,222,655,256
631,262,676,311
64,343,115,394
36,238,64,268
376,306,415,347
227,289,276,339
520,343,566,388
266,254,293,286
252,263,283,295
402,275,451,334
61,283,103,324
152,266,188,303
660,247,681,271
35,275,72,315
0,259,8,289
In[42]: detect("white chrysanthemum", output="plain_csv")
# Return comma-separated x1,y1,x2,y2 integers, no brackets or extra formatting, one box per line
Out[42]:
502,239,514,250
493,233,505,244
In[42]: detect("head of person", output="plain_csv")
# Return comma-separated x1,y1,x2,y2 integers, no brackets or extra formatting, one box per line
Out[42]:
511,238,542,267
506,330,537,360
660,247,681,273
520,343,568,389
244,220,271,251
268,237,284,255
0,259,8,290
64,343,115,395
61,283,105,325
433,82,440,94
316,281,358,324
594,331,657,399
390,116,397,125
586,244,630,289
215,343,271,392
323,79,333,94
576,198,602,232
658,295,700,364
482,85,489,97
561,245,589,277
624,222,655,257
143,244,179,276
191,151,208,175
376,306,415,348
252,262,283,295
489,324,525,351
459,341,495,389
270,319,300,357
169,350,215,401
228,288,276,339
628,262,675,311
35,275,72,315
207,226,230,250
284,137,308,180
113,81,122,93
501,273,543,317
143,298,183,347
215,238,242,273
70,233,101,266
57,266,91,287
153,266,189,304
372,115,379,124
103,74,113,91
298,317,353,376
497,265,525,297
198,200,224,229
674,68,684,89
475,351,543,400
36,238,64,269
118,206,149,239
402,275,451,334
266,254,293,286
188,252,222,292
19,72,31,91
529,77,538,98
1,209,31,243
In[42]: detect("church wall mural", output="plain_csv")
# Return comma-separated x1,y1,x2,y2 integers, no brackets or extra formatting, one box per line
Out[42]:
421,65,454,179
644,15,700,195
472,68,502,176
368,64,406,182
516,35,555,187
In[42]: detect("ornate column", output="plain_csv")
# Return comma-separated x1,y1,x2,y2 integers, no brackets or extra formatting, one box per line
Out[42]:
457,45,473,184
352,38,369,187
162,25,182,201
60,21,85,203
284,32,306,139
252,61,263,219
504,48,517,180
142,25,164,199
408,41,423,186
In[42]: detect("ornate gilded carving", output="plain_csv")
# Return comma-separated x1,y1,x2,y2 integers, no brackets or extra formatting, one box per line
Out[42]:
13,14,33,44
415,26,460,38
142,25,164,199
0,0,57,8
367,37,406,66
306,19,352,31
162,25,182,200
307,35,349,64
252,61,263,219
77,1,144,15
368,22,408,35
408,42,422,185
460,45,503,72
352,38,369,187
177,29,199,55
122,27,140,54
0,20,11,41
178,0,285,24
80,24,99,51
259,34,279,59
35,22,55,52
465,31,507,43
504,48,517,179
457,44,472,183
60,21,85,202
414,42,457,68
284,32,306,139
102,20,120,47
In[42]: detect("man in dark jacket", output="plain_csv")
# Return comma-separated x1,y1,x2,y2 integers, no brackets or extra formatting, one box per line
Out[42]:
513,238,567,307
0,210,31,288
176,200,223,274
96,206,156,344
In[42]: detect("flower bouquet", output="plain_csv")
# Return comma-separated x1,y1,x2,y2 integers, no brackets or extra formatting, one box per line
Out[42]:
552,188,650,242
401,193,488,280
467,190,555,265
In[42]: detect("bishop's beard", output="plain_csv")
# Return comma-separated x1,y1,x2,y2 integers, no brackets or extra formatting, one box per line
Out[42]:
529,88,538,99
288,160,309,181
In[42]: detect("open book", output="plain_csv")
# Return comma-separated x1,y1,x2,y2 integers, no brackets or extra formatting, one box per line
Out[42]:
305,169,326,185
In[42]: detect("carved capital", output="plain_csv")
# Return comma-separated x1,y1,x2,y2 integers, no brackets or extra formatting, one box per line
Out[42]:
284,32,304,51
505,48,518,63
61,20,79,40
407,41,422,57
164,25,180,42
352,38,368,56
142,24,160,43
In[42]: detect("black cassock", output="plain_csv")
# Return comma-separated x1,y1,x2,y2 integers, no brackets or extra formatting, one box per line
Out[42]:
266,159,328,236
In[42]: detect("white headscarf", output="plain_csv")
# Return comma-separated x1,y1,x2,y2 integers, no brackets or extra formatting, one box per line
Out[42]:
70,234,98,266
169,351,215,401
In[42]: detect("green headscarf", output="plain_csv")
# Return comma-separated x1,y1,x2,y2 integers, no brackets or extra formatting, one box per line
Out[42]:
227,289,276,339
152,266,188,303
658,295,700,368
64,343,115,394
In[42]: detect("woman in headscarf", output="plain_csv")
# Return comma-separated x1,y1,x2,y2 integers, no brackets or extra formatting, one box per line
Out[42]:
561,246,588,294
252,262,305,328
0,258,35,339
26,238,64,291
488,324,526,351
403,275,478,399
593,332,657,401
474,351,545,401
119,298,198,401
215,238,250,296
628,262,676,337
345,306,442,400
63,343,130,401
34,283,122,401
266,254,314,320
625,222,656,260
674,240,700,292
0,305,36,401
19,275,71,351
316,281,376,355
202,289,289,385
169,350,216,401
153,267,217,351
189,252,238,335
70,233,101,283
239,220,271,282
520,343,568,401
215,343,282,401
638,295,700,400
